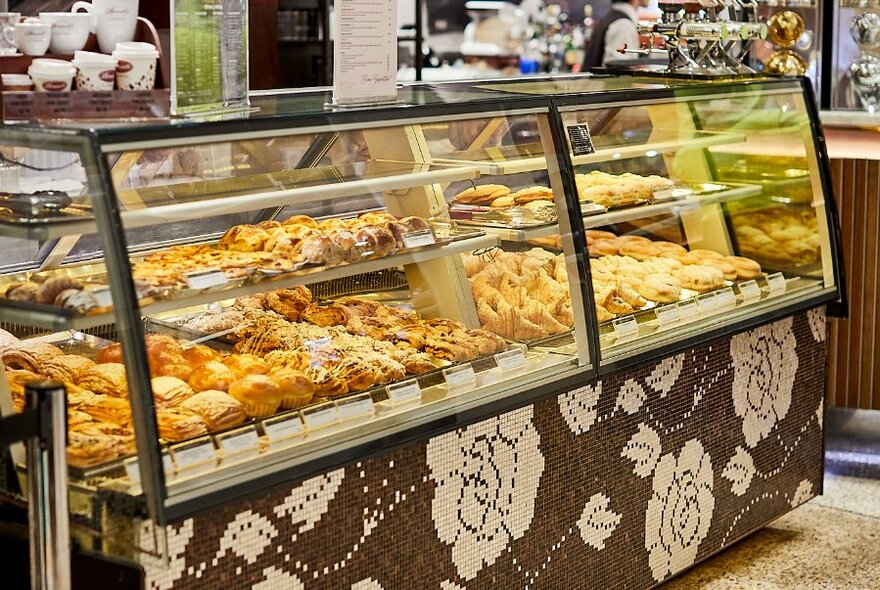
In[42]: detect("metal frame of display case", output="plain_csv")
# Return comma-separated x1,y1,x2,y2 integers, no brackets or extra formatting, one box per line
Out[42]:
0,75,844,525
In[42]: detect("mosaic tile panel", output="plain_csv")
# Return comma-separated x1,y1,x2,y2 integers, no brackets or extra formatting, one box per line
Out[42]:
137,309,827,590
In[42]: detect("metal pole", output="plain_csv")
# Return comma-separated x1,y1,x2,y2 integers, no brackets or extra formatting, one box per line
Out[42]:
414,0,423,82
25,381,71,590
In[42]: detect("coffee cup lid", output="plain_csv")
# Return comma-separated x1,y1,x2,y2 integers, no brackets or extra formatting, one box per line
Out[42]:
73,50,117,65
29,58,76,75
113,42,159,57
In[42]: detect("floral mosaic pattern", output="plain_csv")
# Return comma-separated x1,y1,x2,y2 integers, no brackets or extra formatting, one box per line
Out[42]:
137,311,826,590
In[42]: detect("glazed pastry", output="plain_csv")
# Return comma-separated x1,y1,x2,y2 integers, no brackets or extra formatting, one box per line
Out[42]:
673,266,726,293
329,229,361,261
304,366,349,398
451,184,510,205
724,256,762,280
77,363,128,397
228,375,284,417
156,409,209,442
2,341,64,372
40,354,96,383
219,224,270,252
512,186,554,205
188,360,237,392
282,214,320,228
262,349,310,371
255,220,283,231
265,286,313,321
151,376,195,408
78,395,131,426
689,249,724,261
181,390,247,431
5,282,40,302
653,241,687,255
331,358,383,392
181,344,223,369
96,342,123,364
223,354,270,377
302,304,349,327
269,368,316,410
181,309,246,334
149,352,194,381
490,195,516,208
36,277,83,305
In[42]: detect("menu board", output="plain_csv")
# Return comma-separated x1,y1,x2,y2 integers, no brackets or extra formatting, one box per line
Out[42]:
332,0,397,106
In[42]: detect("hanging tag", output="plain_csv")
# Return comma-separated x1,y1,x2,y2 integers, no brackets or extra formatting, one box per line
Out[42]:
262,414,305,444
494,349,527,372
336,393,375,422
386,379,422,405
739,280,761,301
444,364,476,390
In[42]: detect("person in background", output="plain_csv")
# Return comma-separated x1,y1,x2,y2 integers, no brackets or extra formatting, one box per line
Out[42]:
582,0,648,69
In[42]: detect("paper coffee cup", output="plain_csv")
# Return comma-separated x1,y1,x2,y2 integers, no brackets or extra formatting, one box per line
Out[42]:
28,58,76,92
73,51,117,91
1,73,33,91
112,42,159,91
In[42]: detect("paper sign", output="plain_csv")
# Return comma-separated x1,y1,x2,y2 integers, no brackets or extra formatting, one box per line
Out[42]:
301,402,339,431
185,269,230,290
716,287,737,309
444,364,476,390
698,293,718,313
568,124,596,156
739,280,762,301
612,316,639,339
386,379,422,405
262,415,305,443
217,426,260,460
767,273,787,295
402,230,436,249
656,305,681,326
332,0,398,106
678,299,699,319
494,349,527,372
170,438,217,472
336,394,375,421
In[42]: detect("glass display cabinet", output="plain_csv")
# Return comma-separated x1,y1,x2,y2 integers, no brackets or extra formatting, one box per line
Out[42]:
0,76,842,540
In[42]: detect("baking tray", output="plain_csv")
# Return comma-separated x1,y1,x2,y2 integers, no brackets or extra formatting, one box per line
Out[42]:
450,204,558,229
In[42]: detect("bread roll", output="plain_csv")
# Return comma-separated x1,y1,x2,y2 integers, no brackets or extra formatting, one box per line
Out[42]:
228,375,284,417
269,368,316,410
452,184,510,205
188,360,237,392
223,354,269,377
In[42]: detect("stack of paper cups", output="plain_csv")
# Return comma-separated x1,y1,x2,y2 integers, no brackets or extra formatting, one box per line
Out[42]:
112,41,158,90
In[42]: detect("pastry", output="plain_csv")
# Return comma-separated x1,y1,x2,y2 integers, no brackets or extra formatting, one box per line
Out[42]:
149,352,194,381
654,241,687,255
78,395,131,426
490,195,516,208
188,360,237,392
724,255,762,280
589,238,620,257
36,277,84,305
219,224,270,252
452,184,510,205
96,343,123,364
331,358,382,392
0,328,18,349
156,409,209,442
522,200,554,210
355,227,397,258
511,186,554,205
151,376,195,407
700,258,737,281
282,214,320,228
619,241,661,261
301,235,345,266
228,375,284,417
265,286,313,321
181,310,246,334
689,249,724,261
586,230,617,242
181,344,223,369
304,365,349,398
5,282,39,302
673,266,726,293
2,341,64,372
67,431,118,467
40,354,96,383
223,354,270,377
181,390,247,431
635,274,682,304
400,216,432,233
269,368,316,409
302,304,349,327
77,363,128,397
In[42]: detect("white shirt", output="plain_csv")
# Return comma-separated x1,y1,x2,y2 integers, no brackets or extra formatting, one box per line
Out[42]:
603,4,640,66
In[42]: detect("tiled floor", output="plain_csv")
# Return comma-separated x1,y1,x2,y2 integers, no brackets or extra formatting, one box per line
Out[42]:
660,473,880,589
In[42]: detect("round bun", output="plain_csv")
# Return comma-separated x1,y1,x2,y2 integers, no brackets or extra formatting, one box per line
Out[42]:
228,375,284,417
619,241,662,261
151,376,195,408
589,238,620,257
188,360,237,392
223,354,269,377
653,241,687,255
181,344,222,369
700,258,737,281
689,248,724,261
96,343,123,364
724,255,762,280
270,368,316,410
586,230,617,243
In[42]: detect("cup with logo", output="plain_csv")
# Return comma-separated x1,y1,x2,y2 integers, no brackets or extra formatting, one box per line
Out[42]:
0,13,21,55
28,58,77,92
71,0,139,55
39,12,91,54
2,18,52,57
73,51,117,91
112,41,158,90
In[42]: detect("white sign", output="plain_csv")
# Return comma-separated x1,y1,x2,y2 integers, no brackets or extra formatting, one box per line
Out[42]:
678,299,699,319
171,439,217,472
336,394,375,422
698,293,718,313
494,349,527,372
386,379,422,405
444,364,477,390
301,402,339,431
332,0,398,106
767,273,787,295
716,287,737,309
185,269,230,290
739,280,762,301
402,230,436,249
612,316,639,339
263,415,305,444
217,427,261,460
656,305,681,326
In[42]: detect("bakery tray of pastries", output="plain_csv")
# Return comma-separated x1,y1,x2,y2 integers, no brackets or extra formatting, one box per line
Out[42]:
448,184,558,229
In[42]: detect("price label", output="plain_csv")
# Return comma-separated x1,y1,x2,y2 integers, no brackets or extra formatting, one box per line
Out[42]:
739,280,762,301
93,287,113,308
185,269,230,290
656,305,681,326
767,273,787,295
612,316,639,339
124,457,141,483
386,379,422,405
262,415,305,444
494,349,527,372
716,287,737,309
678,299,699,319
170,439,217,472
698,293,718,313
336,394,375,422
217,427,261,460
444,364,477,390
567,123,595,156
301,402,339,431
402,230,436,249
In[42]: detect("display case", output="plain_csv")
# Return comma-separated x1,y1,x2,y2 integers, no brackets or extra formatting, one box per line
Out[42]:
0,76,842,535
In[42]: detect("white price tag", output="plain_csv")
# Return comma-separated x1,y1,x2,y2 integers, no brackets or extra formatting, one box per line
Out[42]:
494,349,527,372
444,364,476,390
185,269,230,290
612,316,639,339
716,287,737,309
656,305,681,326
386,379,422,405
767,273,787,295
93,287,113,308
124,457,141,483
170,439,217,472
336,394,375,422
678,299,699,319
401,230,436,249
301,402,339,431
739,280,762,301
698,293,718,313
162,452,174,476
263,415,305,444
217,427,261,460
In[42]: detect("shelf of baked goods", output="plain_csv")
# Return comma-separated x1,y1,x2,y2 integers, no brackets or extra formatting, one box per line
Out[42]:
431,129,746,176
0,212,499,332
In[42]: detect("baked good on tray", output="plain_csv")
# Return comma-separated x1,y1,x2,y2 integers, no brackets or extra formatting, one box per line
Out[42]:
451,184,510,206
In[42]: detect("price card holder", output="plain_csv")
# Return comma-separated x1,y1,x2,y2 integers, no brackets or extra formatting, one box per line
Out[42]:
612,316,639,340
567,123,595,156
767,273,787,295
401,230,436,249
93,287,113,308
443,364,476,391
262,414,306,445
336,393,375,422
127,452,175,484
216,426,261,462
677,299,699,320
697,293,718,313
386,379,422,405
494,349,527,373
185,268,230,290
301,402,339,431
715,287,737,310
739,280,762,302
656,304,681,326
169,437,217,474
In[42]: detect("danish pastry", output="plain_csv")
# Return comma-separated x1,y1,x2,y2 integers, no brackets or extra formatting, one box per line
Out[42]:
2,341,64,372
181,390,247,431
41,354,96,383
156,409,209,442
152,376,195,408
77,363,128,397
452,184,510,205
724,255,762,280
